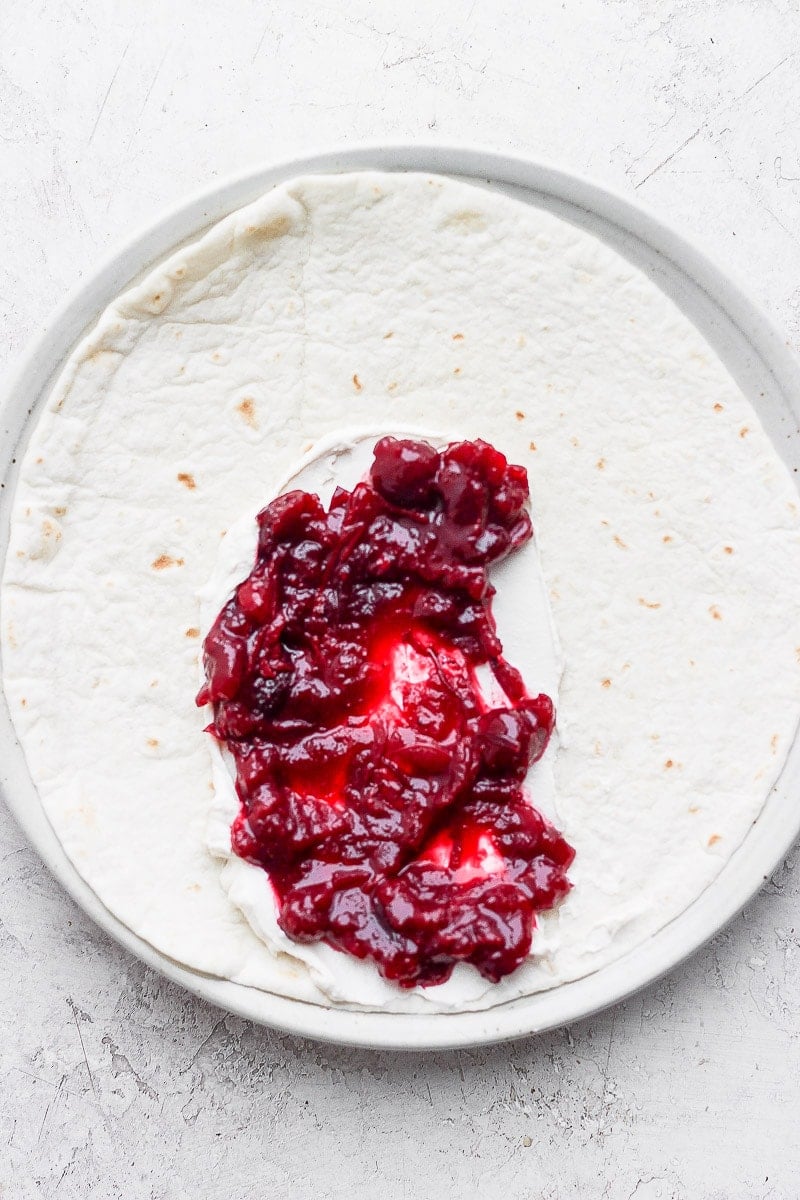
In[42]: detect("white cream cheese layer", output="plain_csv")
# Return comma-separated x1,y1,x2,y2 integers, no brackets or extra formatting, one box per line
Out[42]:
199,430,566,1010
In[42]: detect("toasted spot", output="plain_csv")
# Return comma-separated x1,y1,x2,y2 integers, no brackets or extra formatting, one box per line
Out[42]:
713,402,724,413
596,458,606,470
387,381,398,393
443,210,487,233
688,805,700,814
709,605,722,621
383,331,394,339
150,680,159,688
185,627,200,639
353,374,363,392
302,441,314,453
452,333,464,341
236,397,258,429
600,519,609,527
211,351,223,363
771,734,780,753
663,534,673,543
570,436,580,448
517,334,526,348
35,456,43,464
529,441,537,452
53,506,67,516
187,883,202,893
245,214,291,239
665,759,674,769
707,834,721,847
638,597,661,609
453,367,461,376
601,678,611,689
152,554,184,570
613,535,628,550
723,545,733,554
515,411,525,421
177,472,196,490
739,426,750,438
147,738,159,748
20,698,27,708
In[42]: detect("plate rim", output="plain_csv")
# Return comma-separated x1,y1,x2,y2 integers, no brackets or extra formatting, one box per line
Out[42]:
2,140,800,1051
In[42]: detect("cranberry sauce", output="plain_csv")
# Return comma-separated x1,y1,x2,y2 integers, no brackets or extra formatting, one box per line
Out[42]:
198,437,574,988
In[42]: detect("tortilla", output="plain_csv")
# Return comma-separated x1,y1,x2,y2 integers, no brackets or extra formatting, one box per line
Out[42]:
3,170,800,1013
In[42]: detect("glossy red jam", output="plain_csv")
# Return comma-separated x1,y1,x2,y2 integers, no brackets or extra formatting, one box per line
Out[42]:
198,437,574,988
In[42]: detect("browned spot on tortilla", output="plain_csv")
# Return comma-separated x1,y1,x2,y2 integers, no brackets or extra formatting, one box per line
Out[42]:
353,374,363,392
613,535,628,550
187,883,202,893
724,545,734,554
236,397,258,428
151,554,184,570
709,605,722,620
688,805,700,814
147,738,159,748
387,381,398,392
570,436,579,448
177,472,196,490
185,627,200,639
383,331,394,339
707,834,721,847
771,734,780,753
713,403,724,412
638,597,661,609
150,680,159,688
444,210,487,233
20,698,27,708
515,411,525,421
529,441,537,452
596,459,606,470
452,332,464,341
211,351,223,363
665,759,674,769
53,506,67,516
35,456,43,464
601,678,611,689
600,519,609,528
739,426,749,438
663,534,673,543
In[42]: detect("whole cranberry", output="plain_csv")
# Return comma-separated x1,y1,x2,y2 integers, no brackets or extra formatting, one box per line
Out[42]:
370,437,439,507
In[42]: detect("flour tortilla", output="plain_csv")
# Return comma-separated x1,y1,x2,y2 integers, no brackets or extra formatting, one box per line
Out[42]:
3,171,800,1014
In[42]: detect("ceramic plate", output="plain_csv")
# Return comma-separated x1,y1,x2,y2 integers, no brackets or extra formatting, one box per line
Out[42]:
2,144,799,1049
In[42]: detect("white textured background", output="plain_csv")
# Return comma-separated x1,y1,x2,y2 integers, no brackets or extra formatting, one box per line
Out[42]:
2,3,800,1197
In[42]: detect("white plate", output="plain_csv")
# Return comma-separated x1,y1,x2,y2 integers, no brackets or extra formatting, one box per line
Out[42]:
2,144,799,1050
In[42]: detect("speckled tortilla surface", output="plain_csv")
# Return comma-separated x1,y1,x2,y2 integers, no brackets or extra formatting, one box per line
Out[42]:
3,171,800,1013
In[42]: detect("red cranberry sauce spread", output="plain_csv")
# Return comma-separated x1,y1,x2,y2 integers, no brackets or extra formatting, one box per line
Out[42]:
197,437,574,988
